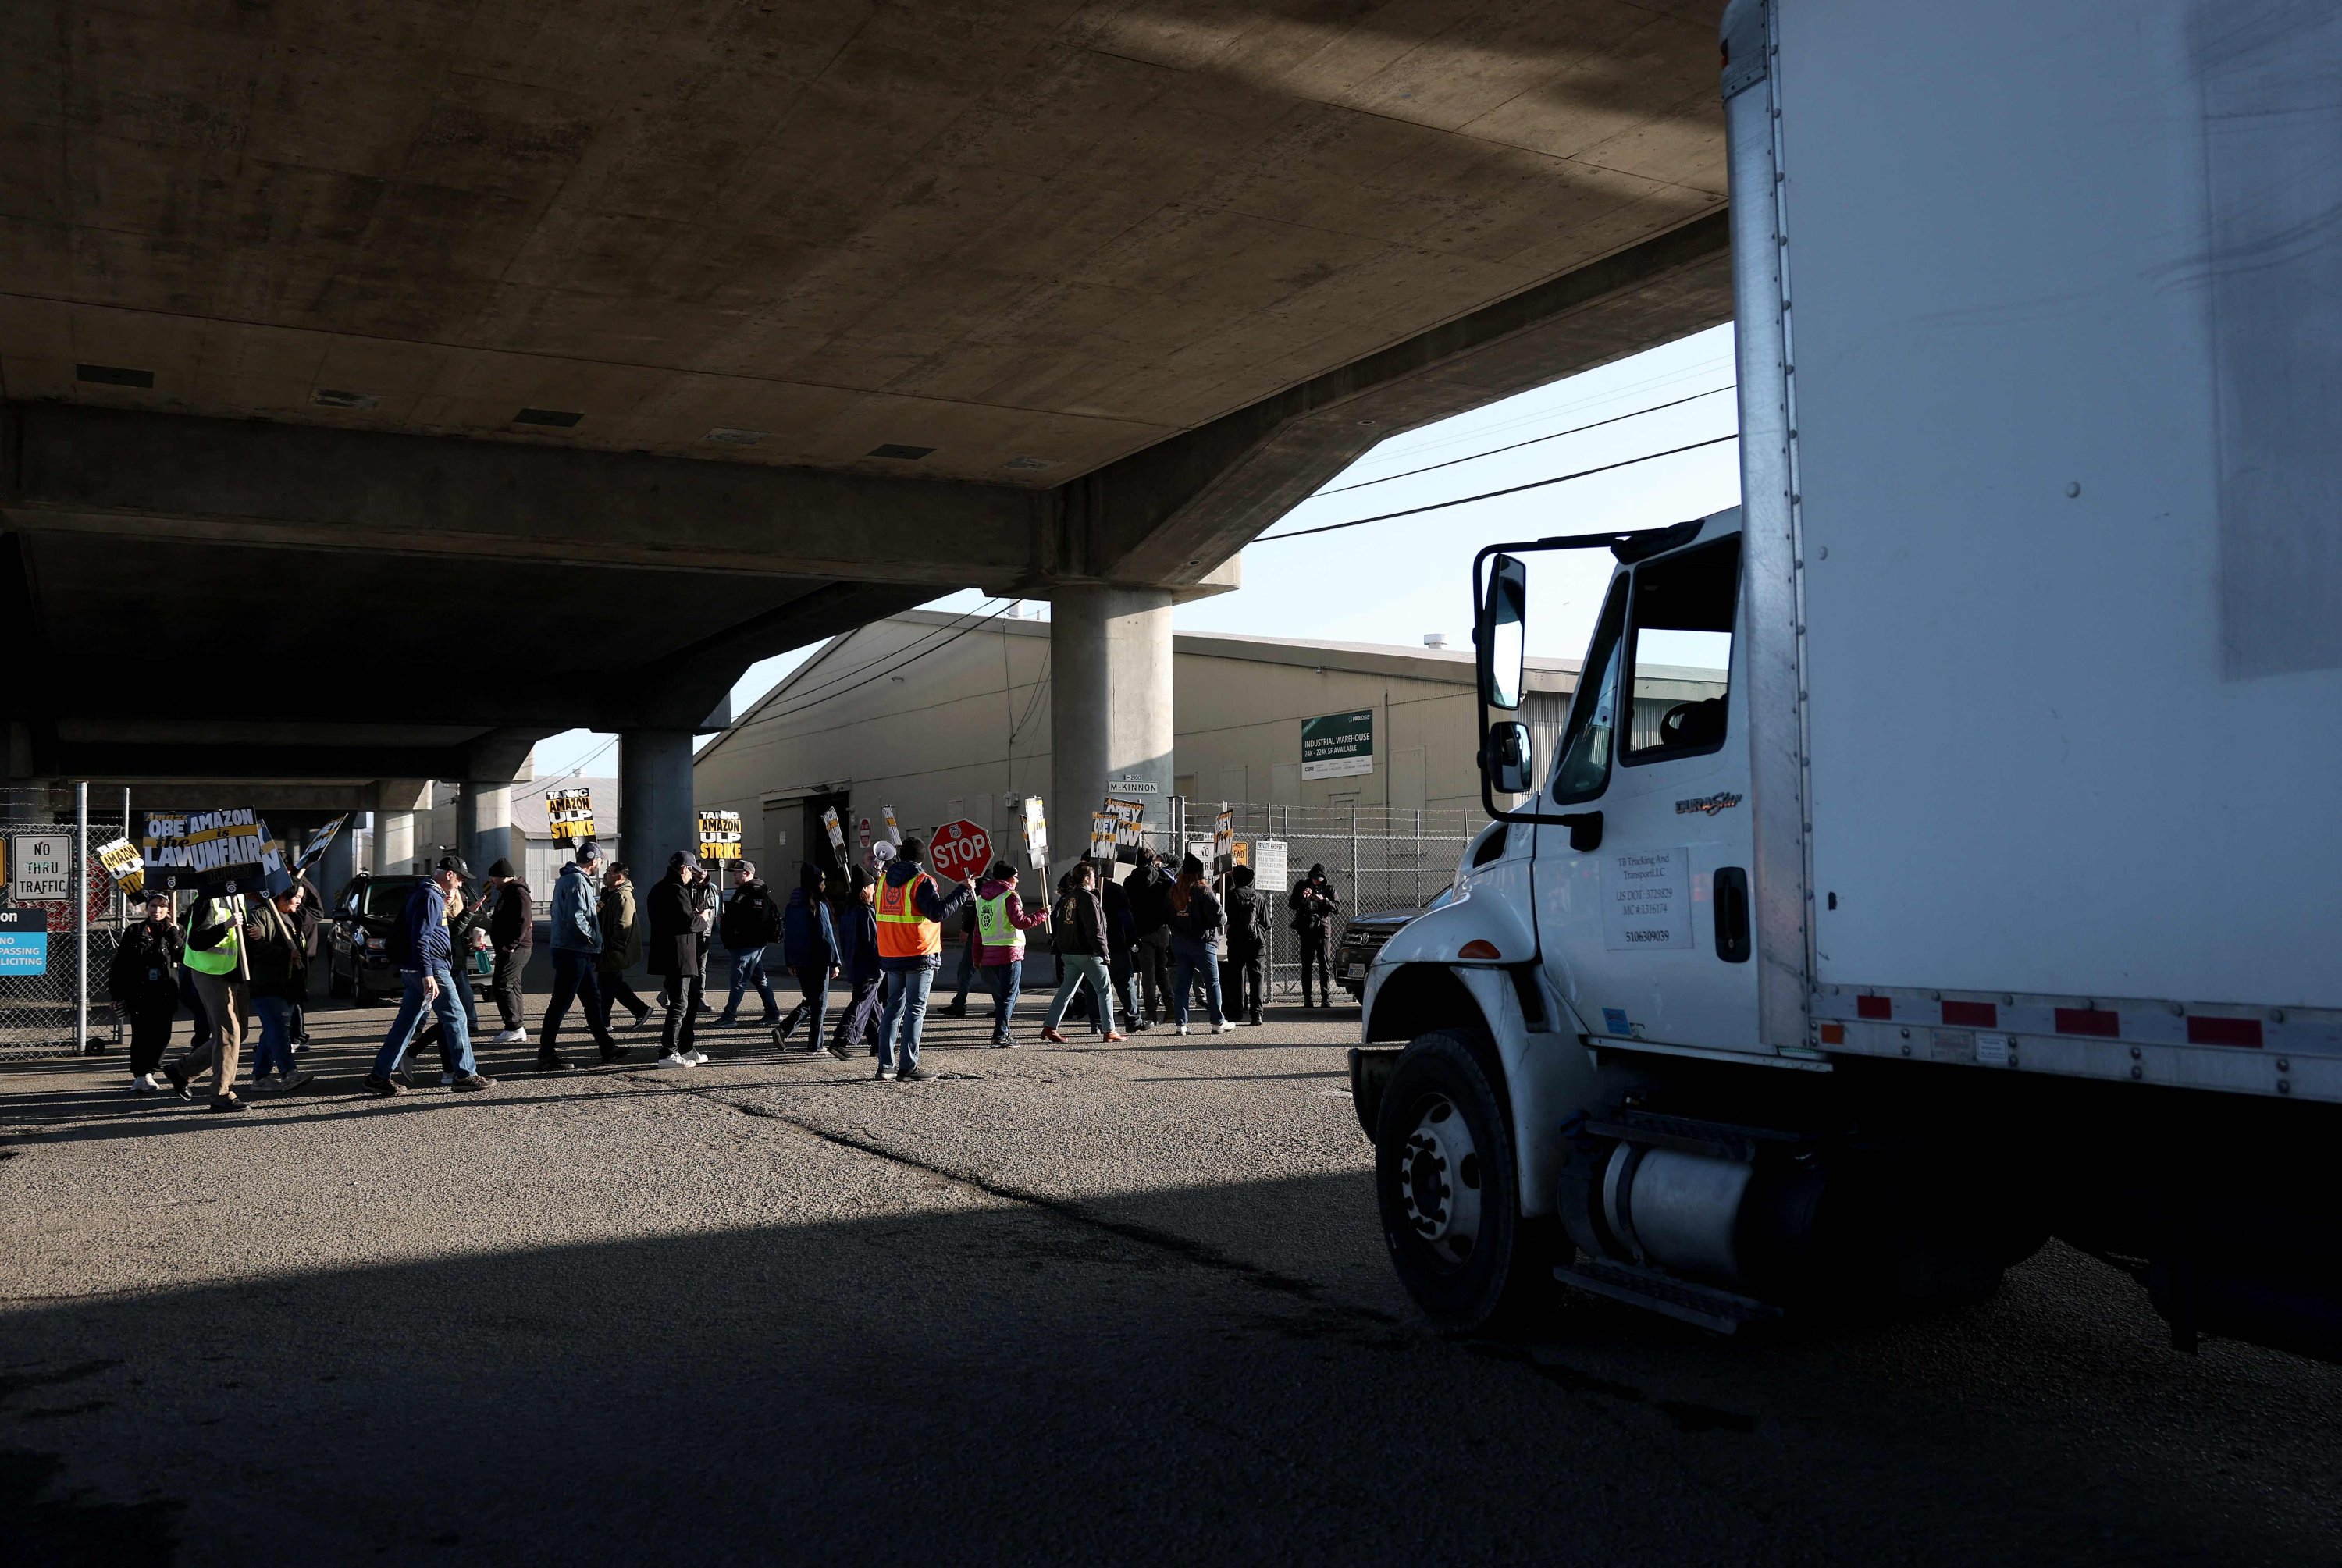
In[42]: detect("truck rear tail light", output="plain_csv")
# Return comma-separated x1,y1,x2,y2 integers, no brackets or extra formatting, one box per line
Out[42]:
1856,994,1892,1020
1942,1000,1998,1027
2054,1007,2121,1037
2186,1015,2263,1049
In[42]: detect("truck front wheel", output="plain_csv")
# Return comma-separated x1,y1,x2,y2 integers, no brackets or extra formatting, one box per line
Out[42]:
1375,1029,1549,1333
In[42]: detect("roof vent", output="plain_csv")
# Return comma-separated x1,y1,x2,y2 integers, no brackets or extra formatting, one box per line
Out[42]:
311,388,379,410
869,443,933,460
76,364,154,388
514,408,582,428
703,427,767,445
1423,632,1448,649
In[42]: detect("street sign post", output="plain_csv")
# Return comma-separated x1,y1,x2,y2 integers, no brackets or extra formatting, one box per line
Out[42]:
929,820,992,882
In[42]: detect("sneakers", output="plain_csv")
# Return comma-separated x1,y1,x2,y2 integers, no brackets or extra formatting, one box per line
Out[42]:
898,1065,938,1083
365,1072,404,1096
163,1062,190,1099
279,1068,315,1092
208,1094,247,1113
714,1013,739,1028
391,1068,414,1090
492,1028,528,1044
600,1045,633,1065
1103,1032,1127,1044
1175,1023,1191,1036
827,1041,852,1061
656,1053,690,1068
131,1072,159,1093
1038,1026,1068,1044
942,1002,969,1019
439,1072,455,1086
536,1052,575,1072
628,1006,652,1030
449,1072,494,1093
685,1049,710,1066
1127,1019,1151,1033
874,1065,898,1082
1214,1019,1236,1034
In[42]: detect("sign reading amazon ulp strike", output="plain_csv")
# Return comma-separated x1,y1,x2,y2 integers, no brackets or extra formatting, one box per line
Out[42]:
1301,709,1374,780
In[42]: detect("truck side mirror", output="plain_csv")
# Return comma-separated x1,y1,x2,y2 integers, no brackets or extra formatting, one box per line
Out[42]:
1477,553,1528,711
1480,720,1536,795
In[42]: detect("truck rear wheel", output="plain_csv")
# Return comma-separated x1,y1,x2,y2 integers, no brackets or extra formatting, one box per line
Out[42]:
1375,1028,1549,1333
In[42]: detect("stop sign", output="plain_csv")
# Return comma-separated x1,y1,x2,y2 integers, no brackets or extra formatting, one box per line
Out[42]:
929,820,992,883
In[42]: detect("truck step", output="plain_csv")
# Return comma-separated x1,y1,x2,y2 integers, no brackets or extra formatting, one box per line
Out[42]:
1555,1257,1786,1335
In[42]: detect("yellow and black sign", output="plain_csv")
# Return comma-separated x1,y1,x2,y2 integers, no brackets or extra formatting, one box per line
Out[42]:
698,809,743,862
95,836,146,897
546,789,596,845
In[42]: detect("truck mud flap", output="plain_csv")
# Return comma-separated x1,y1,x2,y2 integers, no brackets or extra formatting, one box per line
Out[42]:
1348,1046,1401,1138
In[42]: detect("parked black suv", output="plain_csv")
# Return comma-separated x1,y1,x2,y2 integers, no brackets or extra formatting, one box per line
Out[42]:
1335,884,1457,998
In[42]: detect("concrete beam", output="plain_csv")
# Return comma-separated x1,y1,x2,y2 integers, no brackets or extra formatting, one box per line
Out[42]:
1,402,1045,588
1072,213,1735,584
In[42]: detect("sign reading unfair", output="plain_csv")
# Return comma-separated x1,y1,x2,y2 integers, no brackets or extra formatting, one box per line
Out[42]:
1301,709,1374,780
546,789,596,845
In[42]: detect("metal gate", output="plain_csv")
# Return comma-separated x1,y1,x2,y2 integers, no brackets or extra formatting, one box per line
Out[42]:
0,791,118,1059
1119,801,1478,1001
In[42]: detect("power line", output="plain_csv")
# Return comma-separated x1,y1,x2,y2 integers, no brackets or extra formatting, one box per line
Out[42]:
1315,384,1735,496
1253,432,1739,543
1331,351,1732,471
748,597,1007,716
758,599,1021,724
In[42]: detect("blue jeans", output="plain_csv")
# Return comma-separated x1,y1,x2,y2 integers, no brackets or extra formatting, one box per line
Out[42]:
723,948,778,1020
251,994,297,1078
372,963,477,1079
1043,955,1115,1034
878,962,936,1072
984,958,1022,1040
1171,947,1223,1027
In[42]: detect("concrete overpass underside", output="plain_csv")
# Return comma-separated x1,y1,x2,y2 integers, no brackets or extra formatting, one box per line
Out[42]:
1,0,1732,854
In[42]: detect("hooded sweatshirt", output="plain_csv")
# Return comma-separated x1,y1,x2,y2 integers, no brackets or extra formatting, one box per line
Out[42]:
973,875,1046,965
878,858,974,972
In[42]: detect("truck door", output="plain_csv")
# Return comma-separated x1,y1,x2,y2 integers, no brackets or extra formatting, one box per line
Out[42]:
1533,525,1761,1051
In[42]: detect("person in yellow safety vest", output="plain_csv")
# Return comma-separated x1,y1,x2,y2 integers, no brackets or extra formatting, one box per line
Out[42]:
872,837,975,1082
165,887,254,1111
972,858,1048,1048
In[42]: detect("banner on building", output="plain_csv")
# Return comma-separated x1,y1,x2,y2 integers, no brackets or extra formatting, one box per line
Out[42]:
95,835,146,897
546,788,596,845
1301,709,1375,780
698,810,743,862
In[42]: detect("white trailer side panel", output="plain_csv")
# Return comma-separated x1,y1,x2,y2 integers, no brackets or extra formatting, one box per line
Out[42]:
1780,0,2342,1008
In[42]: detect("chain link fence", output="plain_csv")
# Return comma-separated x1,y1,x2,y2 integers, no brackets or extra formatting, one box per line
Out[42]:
0,816,119,1059
1122,802,1482,1001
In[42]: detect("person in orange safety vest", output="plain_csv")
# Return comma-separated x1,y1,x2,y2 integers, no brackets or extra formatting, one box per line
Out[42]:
873,837,975,1083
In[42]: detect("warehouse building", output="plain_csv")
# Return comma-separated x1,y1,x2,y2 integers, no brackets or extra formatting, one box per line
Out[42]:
690,607,1628,892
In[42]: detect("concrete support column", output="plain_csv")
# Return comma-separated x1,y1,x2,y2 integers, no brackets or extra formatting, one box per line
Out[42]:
375,809,415,873
1048,585,1175,874
620,729,696,873
457,781,514,873
321,813,361,903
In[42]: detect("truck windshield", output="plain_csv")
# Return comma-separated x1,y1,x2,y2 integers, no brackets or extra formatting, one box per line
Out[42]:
1552,578,1629,803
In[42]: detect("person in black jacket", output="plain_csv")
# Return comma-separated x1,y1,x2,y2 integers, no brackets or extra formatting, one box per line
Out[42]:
287,869,325,1051
828,866,884,1059
1038,862,1122,1044
1124,848,1173,1026
1099,868,1144,1033
1289,863,1342,1008
650,852,712,1065
483,858,533,1043
109,890,182,1093
715,860,784,1026
1219,864,1269,1027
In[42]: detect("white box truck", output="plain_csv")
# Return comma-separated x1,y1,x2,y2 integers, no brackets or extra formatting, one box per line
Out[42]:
1350,0,2342,1360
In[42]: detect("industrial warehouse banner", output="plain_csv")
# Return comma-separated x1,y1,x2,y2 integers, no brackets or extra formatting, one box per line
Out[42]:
1301,709,1374,780
546,789,596,845
698,810,743,862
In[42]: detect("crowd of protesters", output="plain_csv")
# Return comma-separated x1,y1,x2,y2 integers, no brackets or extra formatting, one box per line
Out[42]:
101,829,1348,1109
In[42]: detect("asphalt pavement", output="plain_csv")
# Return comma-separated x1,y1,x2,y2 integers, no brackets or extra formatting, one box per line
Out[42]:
2,993,2338,1565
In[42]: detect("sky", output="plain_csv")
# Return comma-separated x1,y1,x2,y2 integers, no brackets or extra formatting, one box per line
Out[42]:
529,322,1742,779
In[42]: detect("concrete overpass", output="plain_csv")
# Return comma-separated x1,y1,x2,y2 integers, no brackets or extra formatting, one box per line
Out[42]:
0,0,1733,869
